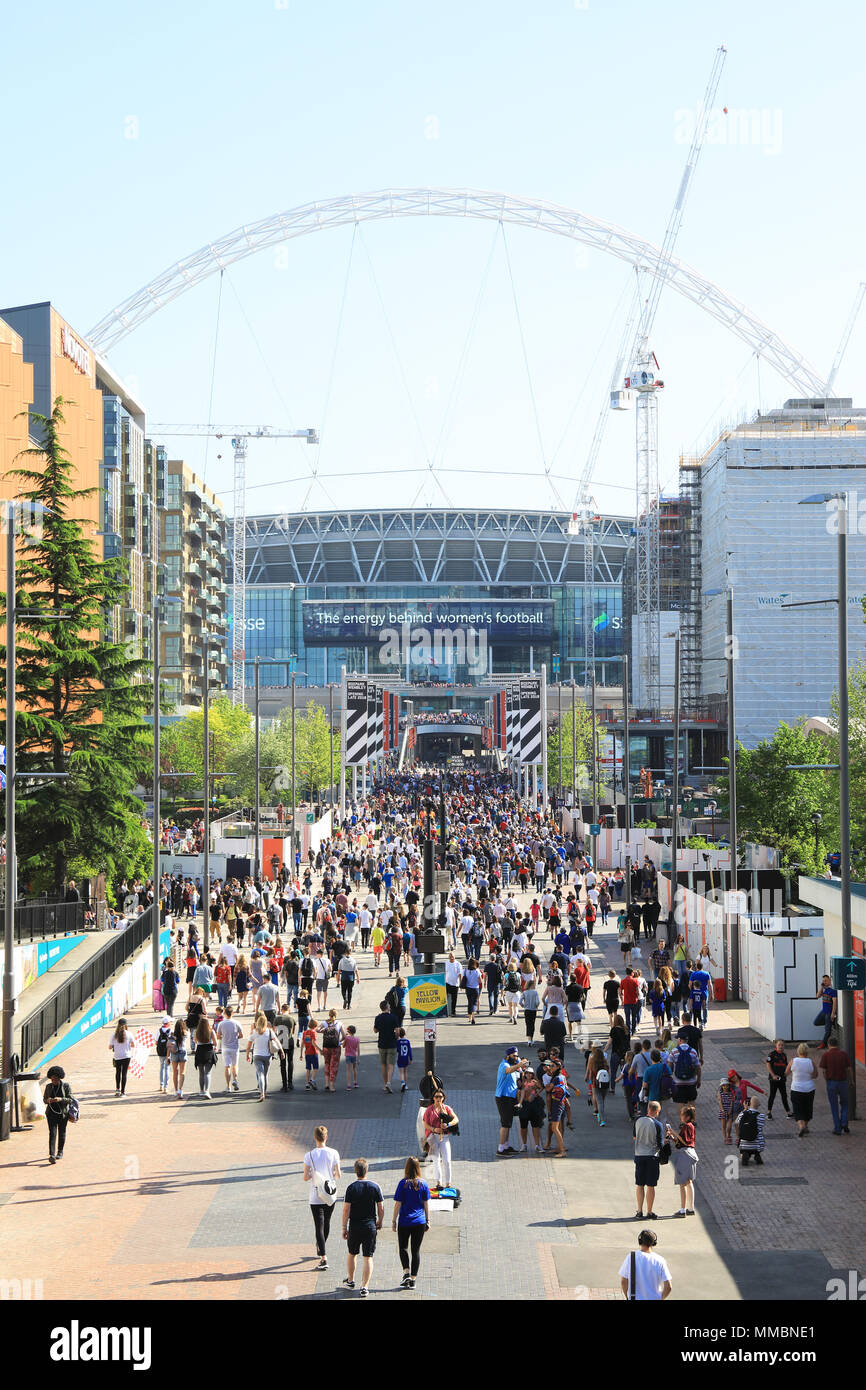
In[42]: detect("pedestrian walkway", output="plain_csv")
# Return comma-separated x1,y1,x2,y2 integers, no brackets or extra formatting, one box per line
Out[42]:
0,882,860,1301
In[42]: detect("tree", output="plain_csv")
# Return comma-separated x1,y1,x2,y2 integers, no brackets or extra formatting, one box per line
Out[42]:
160,696,252,806
225,700,339,804
1,398,153,893
546,704,600,801
726,721,835,875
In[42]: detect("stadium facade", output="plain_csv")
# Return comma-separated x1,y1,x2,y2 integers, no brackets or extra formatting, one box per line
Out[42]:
233,508,632,689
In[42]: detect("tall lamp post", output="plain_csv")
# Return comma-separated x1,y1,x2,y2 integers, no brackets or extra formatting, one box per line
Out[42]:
793,492,855,1116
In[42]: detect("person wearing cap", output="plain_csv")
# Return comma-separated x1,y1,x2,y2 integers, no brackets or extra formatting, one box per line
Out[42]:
156,1015,173,1093
495,1045,526,1155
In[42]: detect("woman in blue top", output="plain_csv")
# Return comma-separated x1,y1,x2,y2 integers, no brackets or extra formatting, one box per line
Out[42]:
392,1155,430,1289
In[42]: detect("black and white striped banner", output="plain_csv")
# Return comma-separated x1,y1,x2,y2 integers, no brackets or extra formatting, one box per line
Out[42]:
519,677,542,765
367,684,384,760
505,684,516,759
345,679,368,765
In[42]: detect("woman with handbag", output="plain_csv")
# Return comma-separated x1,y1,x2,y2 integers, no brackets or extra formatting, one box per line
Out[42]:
422,1086,458,1191
193,1015,218,1098
246,1012,284,1101
303,1124,342,1271
43,1065,76,1163
666,1105,698,1216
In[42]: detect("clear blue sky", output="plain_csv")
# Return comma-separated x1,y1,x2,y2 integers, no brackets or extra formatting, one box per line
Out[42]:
4,0,865,516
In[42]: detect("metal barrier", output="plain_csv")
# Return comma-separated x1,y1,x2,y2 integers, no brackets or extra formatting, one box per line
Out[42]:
13,897,86,943
17,907,155,1068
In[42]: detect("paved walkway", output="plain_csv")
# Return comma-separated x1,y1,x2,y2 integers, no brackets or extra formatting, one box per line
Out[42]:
0,880,860,1301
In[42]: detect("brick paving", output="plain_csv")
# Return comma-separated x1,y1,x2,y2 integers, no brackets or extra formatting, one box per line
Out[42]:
0,871,861,1301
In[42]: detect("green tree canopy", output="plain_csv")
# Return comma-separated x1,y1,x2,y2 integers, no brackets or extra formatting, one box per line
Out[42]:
726,721,835,875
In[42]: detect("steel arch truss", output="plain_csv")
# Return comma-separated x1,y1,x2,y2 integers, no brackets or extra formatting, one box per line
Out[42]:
88,188,829,399
243,507,631,587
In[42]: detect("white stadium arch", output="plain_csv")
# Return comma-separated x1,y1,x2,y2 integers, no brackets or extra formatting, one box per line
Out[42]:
88,187,829,397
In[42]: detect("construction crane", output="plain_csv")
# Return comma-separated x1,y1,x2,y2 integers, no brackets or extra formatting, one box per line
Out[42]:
573,45,726,711
149,424,318,703
627,44,726,712
826,281,866,394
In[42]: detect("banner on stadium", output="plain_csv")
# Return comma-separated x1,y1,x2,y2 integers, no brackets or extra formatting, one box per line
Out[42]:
302,598,554,647
497,690,506,750
408,973,448,1019
366,684,383,761
345,679,368,765
519,677,542,765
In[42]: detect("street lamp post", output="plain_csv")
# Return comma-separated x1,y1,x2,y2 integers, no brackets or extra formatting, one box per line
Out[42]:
254,658,261,884
202,633,210,953
671,636,681,945
329,682,335,808
796,491,855,1116
623,653,631,843
2,503,18,1085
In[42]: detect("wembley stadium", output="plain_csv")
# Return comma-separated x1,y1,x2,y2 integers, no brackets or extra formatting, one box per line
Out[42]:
232,507,633,690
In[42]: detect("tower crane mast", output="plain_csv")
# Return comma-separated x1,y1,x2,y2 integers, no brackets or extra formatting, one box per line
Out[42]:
149,424,318,703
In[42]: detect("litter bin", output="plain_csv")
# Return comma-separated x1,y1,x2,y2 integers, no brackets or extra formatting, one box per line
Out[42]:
713,977,727,1003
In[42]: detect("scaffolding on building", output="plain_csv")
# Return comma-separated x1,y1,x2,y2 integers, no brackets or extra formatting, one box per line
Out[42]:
678,459,703,713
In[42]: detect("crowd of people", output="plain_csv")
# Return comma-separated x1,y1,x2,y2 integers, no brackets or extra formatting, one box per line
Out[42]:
42,765,855,1299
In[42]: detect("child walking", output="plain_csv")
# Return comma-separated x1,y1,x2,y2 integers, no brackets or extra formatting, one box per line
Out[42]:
343,1025,360,1088
397,1028,413,1092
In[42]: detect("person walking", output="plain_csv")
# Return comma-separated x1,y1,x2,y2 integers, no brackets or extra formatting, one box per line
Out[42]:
161,958,180,1018
374,999,399,1093
819,1035,853,1135
764,1040,791,1119
217,1005,243,1092
445,952,463,1018
619,1230,672,1300
274,1002,295,1091
304,1124,341,1271
156,1016,173,1093
423,1085,458,1191
313,951,331,1012
168,1019,188,1098
109,1018,133,1096
341,1157,384,1297
787,1042,819,1137
338,948,359,1009
321,1009,344,1092
302,1018,322,1089
43,1065,75,1164
193,1015,218,1098
520,976,540,1042
246,1012,283,1101
393,1156,430,1290
463,959,482,1024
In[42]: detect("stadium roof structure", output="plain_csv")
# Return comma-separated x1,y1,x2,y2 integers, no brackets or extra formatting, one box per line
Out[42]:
243,508,632,586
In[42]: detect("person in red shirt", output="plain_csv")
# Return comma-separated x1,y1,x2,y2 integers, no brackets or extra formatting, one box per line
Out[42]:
620,970,640,1037
302,1021,321,1091
818,1037,853,1134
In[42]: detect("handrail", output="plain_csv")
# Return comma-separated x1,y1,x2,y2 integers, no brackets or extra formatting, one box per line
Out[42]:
17,907,156,1068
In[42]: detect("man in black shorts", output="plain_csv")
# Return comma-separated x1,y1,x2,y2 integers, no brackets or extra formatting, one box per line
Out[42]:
341,1158,384,1297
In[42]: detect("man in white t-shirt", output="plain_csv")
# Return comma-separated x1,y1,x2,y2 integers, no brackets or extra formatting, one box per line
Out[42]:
217,1009,244,1092
303,1124,342,1271
619,1231,672,1300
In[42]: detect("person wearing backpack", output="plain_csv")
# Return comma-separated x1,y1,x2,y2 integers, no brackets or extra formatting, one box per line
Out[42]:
156,1016,173,1093
43,1065,77,1164
322,1009,344,1092
633,1101,666,1219
671,1039,701,1105
734,1096,766,1165
503,963,522,1025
